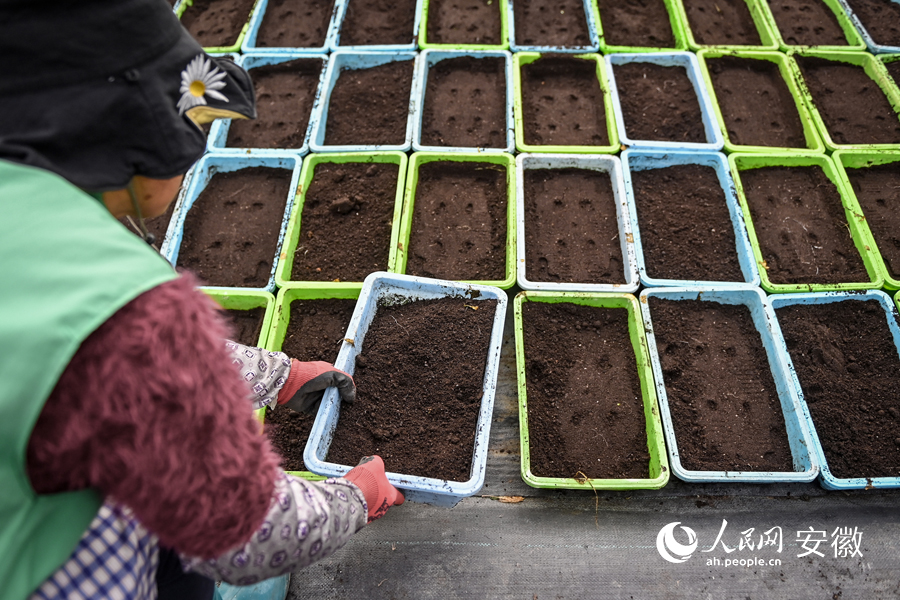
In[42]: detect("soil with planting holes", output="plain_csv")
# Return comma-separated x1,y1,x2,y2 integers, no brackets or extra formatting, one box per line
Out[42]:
181,0,256,47
766,0,848,46
844,161,900,280
595,0,676,47
290,161,399,282
524,302,649,479
327,296,498,481
845,0,900,46
339,0,418,46
513,0,592,47
256,0,336,48
426,0,502,45
682,0,761,45
614,62,706,143
224,307,267,346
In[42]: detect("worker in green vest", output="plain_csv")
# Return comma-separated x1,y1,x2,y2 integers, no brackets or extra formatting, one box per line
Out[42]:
0,2,404,600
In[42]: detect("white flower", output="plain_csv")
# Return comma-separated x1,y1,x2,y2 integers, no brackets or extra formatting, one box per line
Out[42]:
176,55,229,115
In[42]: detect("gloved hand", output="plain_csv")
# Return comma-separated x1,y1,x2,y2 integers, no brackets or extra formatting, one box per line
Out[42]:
343,456,405,522
276,359,355,415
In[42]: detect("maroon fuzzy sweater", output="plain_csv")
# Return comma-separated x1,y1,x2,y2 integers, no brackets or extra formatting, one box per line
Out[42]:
26,273,279,559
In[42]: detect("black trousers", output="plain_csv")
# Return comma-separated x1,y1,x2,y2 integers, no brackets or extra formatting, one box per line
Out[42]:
157,546,215,600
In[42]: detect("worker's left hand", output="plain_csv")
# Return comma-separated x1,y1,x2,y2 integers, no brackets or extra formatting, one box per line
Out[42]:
277,359,355,415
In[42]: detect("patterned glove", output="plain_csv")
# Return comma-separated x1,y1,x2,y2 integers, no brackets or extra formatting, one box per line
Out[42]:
343,456,405,522
276,359,355,415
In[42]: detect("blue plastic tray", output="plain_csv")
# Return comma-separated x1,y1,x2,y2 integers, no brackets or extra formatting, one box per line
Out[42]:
606,52,725,151
640,286,819,483
304,272,508,507
161,153,302,293
836,0,900,54
206,53,328,156
241,0,341,54
515,153,639,292
621,149,760,288
309,51,420,153
329,0,425,52
507,0,600,53
412,50,515,153
768,290,900,490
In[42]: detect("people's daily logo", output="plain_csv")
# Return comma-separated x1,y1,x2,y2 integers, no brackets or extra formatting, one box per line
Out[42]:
656,522,698,563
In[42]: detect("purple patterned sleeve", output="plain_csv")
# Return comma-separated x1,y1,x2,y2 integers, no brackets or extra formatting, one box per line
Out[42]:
181,472,368,584
226,341,293,410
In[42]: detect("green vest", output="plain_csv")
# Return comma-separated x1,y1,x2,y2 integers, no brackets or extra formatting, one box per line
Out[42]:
0,160,177,599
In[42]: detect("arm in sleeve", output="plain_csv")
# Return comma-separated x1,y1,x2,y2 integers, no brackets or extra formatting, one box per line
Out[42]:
225,342,292,410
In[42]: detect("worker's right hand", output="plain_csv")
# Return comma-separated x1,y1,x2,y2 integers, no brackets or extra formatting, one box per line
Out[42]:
342,455,405,522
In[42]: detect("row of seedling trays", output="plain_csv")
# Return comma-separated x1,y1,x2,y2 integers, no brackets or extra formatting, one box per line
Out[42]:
175,0,900,55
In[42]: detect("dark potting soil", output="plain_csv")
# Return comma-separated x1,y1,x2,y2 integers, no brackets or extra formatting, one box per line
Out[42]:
775,301,900,479
181,0,255,47
406,161,507,281
523,302,649,479
595,0,676,47
267,298,358,472
290,161,399,282
513,0,591,47
421,57,507,149
520,56,609,147
739,165,869,284
795,56,900,145
323,60,414,147
682,0,761,45
223,307,266,346
886,60,900,89
339,0,418,46
426,0,502,45
255,0,335,48
178,167,292,288
225,58,323,149
845,161,900,280
648,298,794,472
630,164,744,282
845,0,900,46
706,56,806,148
523,168,624,284
327,297,498,481
614,62,706,143
766,0,848,46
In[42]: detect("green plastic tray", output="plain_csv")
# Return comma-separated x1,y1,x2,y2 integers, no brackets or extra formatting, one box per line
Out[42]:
675,0,779,51
201,288,275,348
597,0,689,54
832,149,900,290
696,49,824,153
274,152,408,289
787,50,900,152
419,0,510,50
261,284,364,481
758,0,866,52
514,291,669,490
177,0,258,53
513,52,619,154
729,152,883,293
397,152,517,288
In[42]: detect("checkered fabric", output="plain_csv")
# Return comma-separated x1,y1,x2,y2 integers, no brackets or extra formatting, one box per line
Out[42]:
31,502,159,600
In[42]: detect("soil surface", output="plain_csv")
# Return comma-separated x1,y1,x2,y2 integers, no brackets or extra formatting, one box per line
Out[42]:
845,161,900,280
795,56,900,145
426,0,502,45
767,0,848,46
339,0,417,46
649,297,794,472
181,0,255,47
706,56,806,148
323,60,414,146
256,0,335,48
224,307,266,346
268,298,358,472
614,62,706,143
327,297,498,481
846,0,900,46
226,58,322,149
178,167,292,288
630,164,744,282
523,168,624,284
290,161,399,281
421,56,507,149
739,165,869,284
595,0,676,47
776,300,900,479
513,0,591,47
682,0,761,45
119,200,176,247
520,56,609,147
887,60,900,88
406,161,508,281
523,302,649,479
